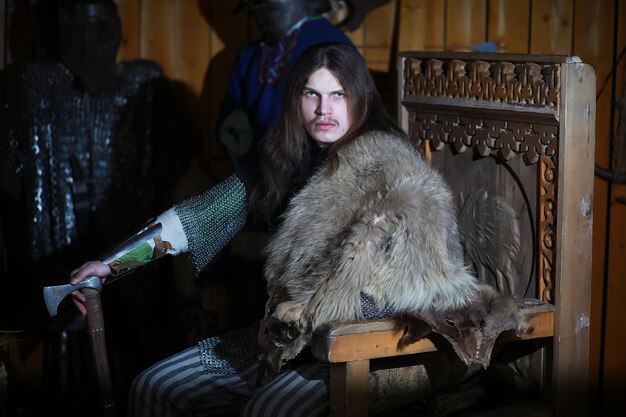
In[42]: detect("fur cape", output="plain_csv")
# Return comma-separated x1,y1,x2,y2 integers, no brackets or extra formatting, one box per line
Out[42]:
262,130,479,371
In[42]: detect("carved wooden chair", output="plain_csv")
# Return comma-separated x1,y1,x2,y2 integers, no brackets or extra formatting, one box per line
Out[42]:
311,52,595,417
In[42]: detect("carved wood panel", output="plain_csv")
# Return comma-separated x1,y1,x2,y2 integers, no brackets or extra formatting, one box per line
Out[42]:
401,56,562,302
421,138,536,299
408,112,558,164
539,154,556,302
402,57,561,114
407,110,557,302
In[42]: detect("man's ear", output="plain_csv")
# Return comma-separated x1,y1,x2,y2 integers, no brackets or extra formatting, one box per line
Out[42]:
393,312,433,350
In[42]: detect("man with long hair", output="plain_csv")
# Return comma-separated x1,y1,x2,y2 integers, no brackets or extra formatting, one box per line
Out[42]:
70,43,477,416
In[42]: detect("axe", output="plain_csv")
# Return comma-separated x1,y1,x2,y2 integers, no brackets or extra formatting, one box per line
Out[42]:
43,222,162,416
44,276,115,416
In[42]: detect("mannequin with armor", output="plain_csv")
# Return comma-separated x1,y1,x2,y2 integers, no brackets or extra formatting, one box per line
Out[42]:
0,0,188,412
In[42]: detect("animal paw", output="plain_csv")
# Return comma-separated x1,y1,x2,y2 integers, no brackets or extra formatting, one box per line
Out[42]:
274,300,306,323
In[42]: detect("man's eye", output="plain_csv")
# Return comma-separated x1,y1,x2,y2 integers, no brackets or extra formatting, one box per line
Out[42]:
303,91,316,97
334,91,345,98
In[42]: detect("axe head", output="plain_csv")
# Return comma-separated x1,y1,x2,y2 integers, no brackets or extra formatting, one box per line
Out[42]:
43,276,103,317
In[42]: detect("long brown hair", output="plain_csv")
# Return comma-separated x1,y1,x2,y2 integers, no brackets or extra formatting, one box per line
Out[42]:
250,42,404,221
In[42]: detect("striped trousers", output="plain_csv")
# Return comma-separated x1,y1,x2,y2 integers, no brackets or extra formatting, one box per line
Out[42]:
127,333,329,416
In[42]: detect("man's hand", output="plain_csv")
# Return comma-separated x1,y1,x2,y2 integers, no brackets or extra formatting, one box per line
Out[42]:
69,261,111,316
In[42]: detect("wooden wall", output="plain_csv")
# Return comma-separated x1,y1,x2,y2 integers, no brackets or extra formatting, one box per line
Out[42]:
1,0,625,415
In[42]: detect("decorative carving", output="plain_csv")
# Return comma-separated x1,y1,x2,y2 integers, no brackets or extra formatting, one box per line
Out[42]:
408,111,558,165
403,57,561,113
403,55,562,304
458,189,522,296
539,155,557,302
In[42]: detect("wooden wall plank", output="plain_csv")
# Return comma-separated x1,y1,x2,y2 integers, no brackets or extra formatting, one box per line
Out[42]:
365,0,396,72
604,1,626,412
176,1,210,97
170,0,212,171
424,0,445,50
396,0,445,53
345,8,368,59
530,0,573,54
345,20,365,54
446,0,487,50
115,0,140,61
573,0,614,85
487,0,530,53
359,0,398,72
140,0,174,76
398,0,426,52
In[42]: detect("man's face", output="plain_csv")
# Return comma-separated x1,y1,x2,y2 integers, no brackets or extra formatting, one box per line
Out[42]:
248,0,308,43
301,68,351,145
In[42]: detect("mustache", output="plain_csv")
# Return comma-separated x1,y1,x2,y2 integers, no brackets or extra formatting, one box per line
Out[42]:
309,116,339,125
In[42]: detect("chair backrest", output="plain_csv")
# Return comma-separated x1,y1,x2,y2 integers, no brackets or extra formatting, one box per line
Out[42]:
397,51,595,416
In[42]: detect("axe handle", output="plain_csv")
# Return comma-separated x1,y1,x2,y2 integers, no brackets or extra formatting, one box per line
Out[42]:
83,287,116,417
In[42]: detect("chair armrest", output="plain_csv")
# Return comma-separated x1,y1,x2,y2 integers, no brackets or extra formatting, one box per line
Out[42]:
311,299,554,363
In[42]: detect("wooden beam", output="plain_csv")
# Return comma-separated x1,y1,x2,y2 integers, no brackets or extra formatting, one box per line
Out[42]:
330,360,370,417
312,302,554,363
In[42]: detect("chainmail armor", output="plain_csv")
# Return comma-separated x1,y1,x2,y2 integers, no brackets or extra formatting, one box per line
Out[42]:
197,324,261,375
173,175,247,274
0,60,165,263
361,292,394,319
195,294,393,381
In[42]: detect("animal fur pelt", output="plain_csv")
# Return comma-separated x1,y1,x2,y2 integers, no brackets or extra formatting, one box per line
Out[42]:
394,284,532,369
262,131,479,372
373,286,534,416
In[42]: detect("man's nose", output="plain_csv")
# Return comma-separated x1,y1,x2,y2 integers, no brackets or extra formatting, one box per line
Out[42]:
316,97,331,115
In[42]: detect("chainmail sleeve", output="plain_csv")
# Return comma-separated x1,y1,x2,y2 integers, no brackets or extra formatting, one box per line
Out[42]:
173,174,248,274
